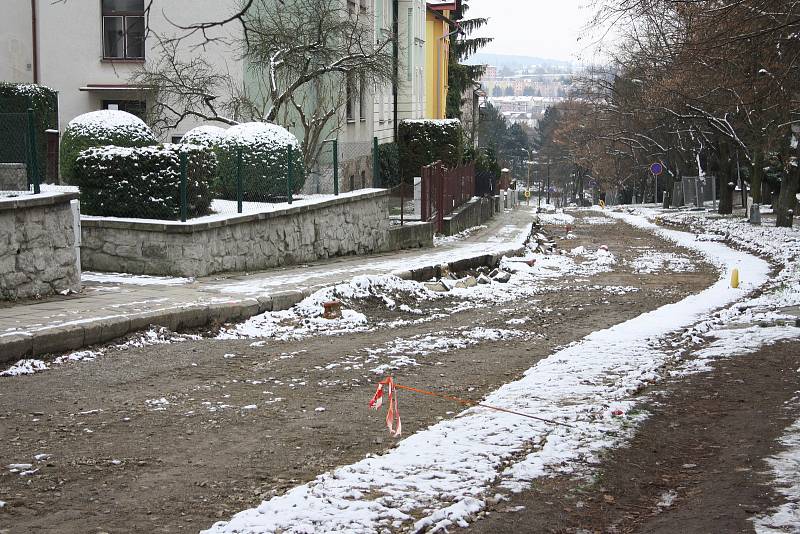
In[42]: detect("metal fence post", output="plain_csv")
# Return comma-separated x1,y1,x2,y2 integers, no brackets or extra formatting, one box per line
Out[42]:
27,108,40,194
436,164,444,233
373,136,380,188
236,147,243,214
333,139,339,196
287,145,294,204
420,166,429,220
179,152,188,222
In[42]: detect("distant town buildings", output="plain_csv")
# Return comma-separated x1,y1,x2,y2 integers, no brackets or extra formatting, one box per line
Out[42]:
477,64,575,129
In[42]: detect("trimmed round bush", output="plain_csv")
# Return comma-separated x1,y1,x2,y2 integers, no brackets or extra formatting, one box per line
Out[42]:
181,125,227,147
60,110,157,184
214,122,305,201
74,143,215,219
398,119,465,182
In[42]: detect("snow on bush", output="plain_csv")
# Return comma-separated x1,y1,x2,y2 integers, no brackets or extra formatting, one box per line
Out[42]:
398,118,465,181
213,122,304,201
181,125,227,147
0,83,58,175
60,110,157,184
75,143,214,219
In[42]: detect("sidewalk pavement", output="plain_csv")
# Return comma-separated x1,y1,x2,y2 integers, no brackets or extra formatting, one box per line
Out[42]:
0,206,537,363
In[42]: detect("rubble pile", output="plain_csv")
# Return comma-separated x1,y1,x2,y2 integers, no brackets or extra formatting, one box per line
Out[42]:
528,217,559,254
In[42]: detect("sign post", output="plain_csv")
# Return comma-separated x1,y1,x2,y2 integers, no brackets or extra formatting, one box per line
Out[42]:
649,162,664,204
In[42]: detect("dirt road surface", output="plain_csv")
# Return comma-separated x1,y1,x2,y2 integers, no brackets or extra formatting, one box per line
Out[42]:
0,212,721,533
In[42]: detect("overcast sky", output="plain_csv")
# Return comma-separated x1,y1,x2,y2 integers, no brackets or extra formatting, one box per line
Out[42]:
465,0,601,63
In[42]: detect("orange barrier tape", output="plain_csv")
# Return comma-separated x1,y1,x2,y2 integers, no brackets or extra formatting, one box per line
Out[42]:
369,377,574,437
369,377,402,437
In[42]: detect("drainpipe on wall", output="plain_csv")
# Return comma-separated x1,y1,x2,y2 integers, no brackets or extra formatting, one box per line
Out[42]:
392,0,399,139
31,0,39,83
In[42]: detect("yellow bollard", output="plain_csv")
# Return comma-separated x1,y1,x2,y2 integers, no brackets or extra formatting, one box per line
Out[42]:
731,268,740,288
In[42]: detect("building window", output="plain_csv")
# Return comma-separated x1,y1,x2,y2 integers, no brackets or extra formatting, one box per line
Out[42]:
359,74,367,121
102,0,145,59
346,74,355,122
102,99,146,120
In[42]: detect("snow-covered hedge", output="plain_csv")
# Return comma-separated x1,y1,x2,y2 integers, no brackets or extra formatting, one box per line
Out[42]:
214,122,305,201
398,119,465,181
0,83,58,173
181,125,227,148
74,143,215,219
60,110,157,184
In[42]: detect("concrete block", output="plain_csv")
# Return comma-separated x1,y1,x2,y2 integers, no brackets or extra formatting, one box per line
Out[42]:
167,305,210,331
83,316,132,346
0,334,33,364
208,302,243,324
31,325,86,356
257,296,273,313
128,310,174,332
270,291,305,311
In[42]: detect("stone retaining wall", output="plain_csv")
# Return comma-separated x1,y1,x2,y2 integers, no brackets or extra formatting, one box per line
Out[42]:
81,190,392,277
0,192,81,300
443,196,498,236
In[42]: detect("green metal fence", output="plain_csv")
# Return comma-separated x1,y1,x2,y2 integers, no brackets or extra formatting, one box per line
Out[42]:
299,137,383,196
0,110,41,194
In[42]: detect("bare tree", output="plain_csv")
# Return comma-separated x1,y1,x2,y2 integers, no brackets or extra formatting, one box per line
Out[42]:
134,0,394,171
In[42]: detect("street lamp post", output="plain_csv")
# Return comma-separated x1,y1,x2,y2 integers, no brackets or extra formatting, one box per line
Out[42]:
546,157,551,204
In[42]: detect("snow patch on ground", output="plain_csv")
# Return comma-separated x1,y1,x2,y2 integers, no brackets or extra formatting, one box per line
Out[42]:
629,251,696,273
82,272,194,286
0,327,201,378
537,212,575,225
434,225,487,246
753,409,800,533
0,359,49,376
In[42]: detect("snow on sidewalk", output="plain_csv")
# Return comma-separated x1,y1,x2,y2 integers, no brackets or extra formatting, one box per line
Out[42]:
202,213,770,533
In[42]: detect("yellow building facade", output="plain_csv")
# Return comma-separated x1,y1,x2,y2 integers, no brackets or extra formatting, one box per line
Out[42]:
425,1,459,119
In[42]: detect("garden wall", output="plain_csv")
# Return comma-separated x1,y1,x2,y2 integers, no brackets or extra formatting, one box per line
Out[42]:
442,196,499,236
0,192,81,300
81,190,392,277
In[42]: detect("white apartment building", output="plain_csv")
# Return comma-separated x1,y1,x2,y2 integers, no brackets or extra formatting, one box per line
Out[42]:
0,0,244,141
1,0,425,194
372,0,426,144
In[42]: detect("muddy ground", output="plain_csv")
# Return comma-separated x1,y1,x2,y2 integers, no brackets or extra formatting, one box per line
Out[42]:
467,338,800,534
0,213,719,533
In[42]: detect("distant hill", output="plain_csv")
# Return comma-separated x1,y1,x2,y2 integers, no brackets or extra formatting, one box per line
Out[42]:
465,52,573,70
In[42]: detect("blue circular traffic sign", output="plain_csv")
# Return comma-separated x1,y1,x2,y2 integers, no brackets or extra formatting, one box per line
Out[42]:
650,162,664,176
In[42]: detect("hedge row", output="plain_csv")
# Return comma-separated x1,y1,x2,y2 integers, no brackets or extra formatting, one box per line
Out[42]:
75,144,215,220
398,119,465,182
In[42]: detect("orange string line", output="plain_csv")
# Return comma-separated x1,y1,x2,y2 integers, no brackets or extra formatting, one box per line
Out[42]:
393,383,574,429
